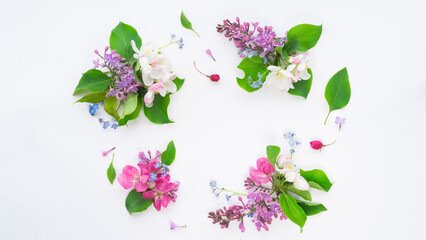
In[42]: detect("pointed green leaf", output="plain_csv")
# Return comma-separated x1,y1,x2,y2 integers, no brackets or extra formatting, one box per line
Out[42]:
143,94,173,124
118,93,142,126
110,22,142,62
104,96,120,120
161,140,176,166
180,11,200,37
74,91,106,104
73,69,111,95
279,193,307,228
236,55,269,93
324,67,350,124
173,77,185,92
287,24,322,51
125,189,153,214
107,155,116,185
266,145,280,167
300,169,333,192
288,186,312,201
288,68,313,99
296,200,327,216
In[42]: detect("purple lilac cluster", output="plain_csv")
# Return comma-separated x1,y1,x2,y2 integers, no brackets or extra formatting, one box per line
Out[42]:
208,191,286,232
217,17,286,59
94,47,141,99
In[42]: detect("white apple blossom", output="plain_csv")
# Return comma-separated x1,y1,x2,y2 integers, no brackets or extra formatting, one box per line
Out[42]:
276,154,309,191
287,52,314,81
264,66,296,91
143,72,177,108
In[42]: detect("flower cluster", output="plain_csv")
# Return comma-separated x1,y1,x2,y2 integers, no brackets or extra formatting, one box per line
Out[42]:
217,18,285,59
74,22,185,128
131,41,178,107
208,137,333,232
283,131,301,156
218,18,322,96
118,150,179,211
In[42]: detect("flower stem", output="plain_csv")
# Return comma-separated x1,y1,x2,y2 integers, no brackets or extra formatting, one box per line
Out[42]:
324,140,336,147
217,187,248,196
193,61,209,77
192,29,201,37
324,111,331,125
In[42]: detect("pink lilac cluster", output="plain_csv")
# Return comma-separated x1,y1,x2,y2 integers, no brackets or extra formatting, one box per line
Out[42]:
217,17,286,58
118,150,179,211
93,47,142,99
208,192,286,232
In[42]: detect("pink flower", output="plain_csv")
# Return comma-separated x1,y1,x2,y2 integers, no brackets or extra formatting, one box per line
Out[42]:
249,157,275,184
143,177,176,211
117,165,149,192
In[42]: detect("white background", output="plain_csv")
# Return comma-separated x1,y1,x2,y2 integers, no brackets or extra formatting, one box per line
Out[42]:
1,0,425,239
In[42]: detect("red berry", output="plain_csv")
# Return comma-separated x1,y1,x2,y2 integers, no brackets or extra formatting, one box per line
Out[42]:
210,74,220,82
310,140,324,150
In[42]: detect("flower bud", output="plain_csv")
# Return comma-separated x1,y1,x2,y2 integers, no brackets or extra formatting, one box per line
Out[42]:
210,74,220,82
310,140,323,150
94,49,99,54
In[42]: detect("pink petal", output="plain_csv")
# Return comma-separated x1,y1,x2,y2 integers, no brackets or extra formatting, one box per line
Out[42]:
134,180,148,192
122,165,140,178
160,195,171,208
143,190,156,199
153,198,162,211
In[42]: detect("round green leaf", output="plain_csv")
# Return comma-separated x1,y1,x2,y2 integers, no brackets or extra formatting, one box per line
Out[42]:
73,69,111,95
236,55,269,93
143,95,173,124
125,189,153,214
118,93,142,126
110,22,142,62
266,145,280,167
300,169,333,192
287,24,322,51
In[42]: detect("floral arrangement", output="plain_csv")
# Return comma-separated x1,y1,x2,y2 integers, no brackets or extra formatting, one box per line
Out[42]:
73,22,185,128
106,141,179,214
218,18,351,124
208,133,333,232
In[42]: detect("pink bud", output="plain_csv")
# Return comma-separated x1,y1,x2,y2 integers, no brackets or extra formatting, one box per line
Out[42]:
310,140,323,150
94,49,99,54
210,74,220,82
105,46,109,51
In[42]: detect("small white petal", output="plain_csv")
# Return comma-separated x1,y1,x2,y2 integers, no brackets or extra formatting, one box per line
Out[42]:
285,171,297,182
294,176,310,191
300,69,311,80
163,81,177,93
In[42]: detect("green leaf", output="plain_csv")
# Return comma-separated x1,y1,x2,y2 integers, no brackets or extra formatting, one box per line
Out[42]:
173,77,185,92
109,22,142,62
236,55,269,93
125,189,153,214
279,193,307,228
282,39,299,56
288,68,313,99
300,169,333,192
74,91,106,104
161,140,176,166
106,155,116,185
118,93,142,126
73,69,111,95
266,145,280,167
180,11,200,37
324,67,350,124
104,96,119,120
287,24,322,51
143,94,173,124
288,186,312,201
296,200,327,216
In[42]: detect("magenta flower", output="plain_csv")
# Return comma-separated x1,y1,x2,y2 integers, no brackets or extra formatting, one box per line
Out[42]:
249,157,275,184
143,177,176,211
118,165,149,192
